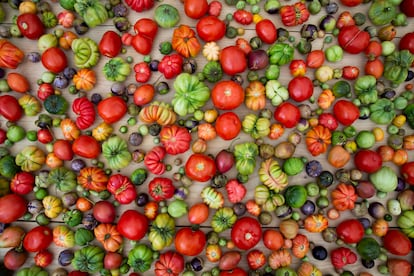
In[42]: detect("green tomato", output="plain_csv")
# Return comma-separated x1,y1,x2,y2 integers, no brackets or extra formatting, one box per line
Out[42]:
7,125,26,142
26,130,38,141
355,130,375,149
38,34,58,53
265,64,280,80
394,96,408,110
167,199,188,218
325,45,343,62
381,41,396,56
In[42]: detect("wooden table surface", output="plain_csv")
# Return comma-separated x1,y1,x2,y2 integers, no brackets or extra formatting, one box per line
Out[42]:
0,0,413,275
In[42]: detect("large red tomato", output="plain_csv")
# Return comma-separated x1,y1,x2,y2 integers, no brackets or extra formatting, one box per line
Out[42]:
399,32,414,53
16,13,45,40
174,227,206,256
0,95,23,122
383,230,412,256
0,194,27,223
333,100,360,126
196,16,226,42
336,219,364,244
354,150,382,173
72,135,101,159
116,210,148,241
338,25,370,54
219,46,247,75
255,19,277,44
215,112,241,140
97,96,127,124
41,47,68,73
400,0,414,17
23,226,53,252
184,0,208,19
231,217,262,250
53,139,73,161
274,102,300,128
401,161,414,185
288,76,313,102
211,80,245,110
184,153,216,182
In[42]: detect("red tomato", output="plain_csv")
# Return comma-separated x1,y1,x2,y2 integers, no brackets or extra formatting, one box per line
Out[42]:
11,171,35,195
34,250,53,268
340,0,363,6
211,80,245,110
16,13,45,40
175,227,206,256
97,96,127,124
306,50,325,68
133,84,155,106
104,252,123,270
53,139,73,161
274,102,300,128
0,129,5,144
219,46,247,75
263,229,284,251
185,153,216,182
23,226,53,252
184,0,209,19
37,83,55,101
72,135,101,159
0,95,23,122
288,76,313,102
196,15,226,42
342,66,360,80
0,194,27,223
187,202,209,224
37,128,53,144
117,210,148,241
131,34,153,55
93,201,116,224
219,268,247,276
215,112,242,140
208,1,222,16
383,230,412,256
400,0,414,17
354,150,382,173
107,174,137,205
364,58,384,79
399,32,414,53
4,248,27,270
401,161,414,185
99,30,122,57
333,100,360,126
338,25,370,54
365,40,383,60
255,19,277,44
133,18,158,40
231,217,262,250
336,219,364,244
41,47,68,73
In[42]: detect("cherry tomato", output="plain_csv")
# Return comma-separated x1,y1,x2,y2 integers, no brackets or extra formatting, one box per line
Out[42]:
354,150,382,173
184,0,209,19
175,227,206,256
219,46,247,76
255,19,277,44
288,76,313,102
184,153,216,182
196,15,226,42
333,100,360,126
215,112,242,140
274,102,300,128
41,47,68,74
211,80,245,110
16,13,45,40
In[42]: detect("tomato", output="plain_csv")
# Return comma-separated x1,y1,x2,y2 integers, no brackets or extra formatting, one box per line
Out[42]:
338,25,370,54
72,135,101,159
107,174,137,205
187,202,209,224
11,171,35,195
340,0,362,6
4,248,28,270
133,84,155,106
215,112,242,140
263,229,284,251
93,201,116,223
37,128,53,144
0,194,27,223
97,96,127,124
23,226,53,252
34,250,53,268
104,252,123,270
16,13,45,40
400,0,414,17
0,129,5,144
184,0,208,19
255,19,277,44
364,58,383,79
342,66,360,80
274,102,300,128
175,227,206,256
133,18,158,40
53,139,74,161
99,30,122,58
288,76,313,102
219,268,247,276
333,100,360,126
306,50,325,69
365,40,383,60
399,32,414,53
383,230,412,256
336,219,364,244
184,153,216,182
0,95,23,122
41,47,68,73
231,217,262,250
37,83,55,101
401,161,414,185
131,34,153,55
117,210,148,241
211,80,245,110
354,150,382,173
219,46,247,76
196,15,226,42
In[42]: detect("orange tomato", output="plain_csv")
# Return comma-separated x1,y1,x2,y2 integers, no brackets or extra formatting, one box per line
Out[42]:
76,197,93,212
187,202,209,224
7,72,30,93
133,84,155,106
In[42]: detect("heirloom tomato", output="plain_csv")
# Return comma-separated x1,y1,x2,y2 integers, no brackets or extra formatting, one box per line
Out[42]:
383,229,412,256
134,18,158,40
220,268,247,276
131,34,153,55
117,210,148,241
37,83,55,101
37,128,53,144
219,46,247,75
401,161,414,185
0,194,27,223
104,252,123,270
231,217,262,250
274,102,300,128
155,251,185,276
400,0,414,17
215,112,242,140
99,31,122,58
185,153,216,182
288,76,313,102
255,19,277,44
93,201,116,224
72,135,101,159
107,174,137,205
0,95,23,122
34,250,53,268
125,0,154,12
306,50,325,68
23,226,53,252
4,248,27,270
211,80,245,110
41,47,68,73
11,171,34,195
338,25,370,54
354,150,382,173
17,13,45,40
53,139,74,161
175,227,206,256
333,100,360,126
196,15,226,42
340,0,362,6
97,96,127,124
336,219,364,244
184,0,208,19
188,202,209,224
399,32,414,54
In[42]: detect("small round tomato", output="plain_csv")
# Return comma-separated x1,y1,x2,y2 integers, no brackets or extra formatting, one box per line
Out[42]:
333,100,360,126
175,227,206,256
185,153,216,182
215,112,241,140
53,139,74,161
41,47,68,73
16,13,45,40
93,201,116,224
196,15,226,42
211,80,244,110
401,161,414,185
288,76,313,102
72,135,101,159
383,230,412,256
255,19,277,44
274,102,300,128
34,250,53,268
23,226,53,252
336,219,364,244
37,128,54,144
187,202,209,224
184,0,208,19
219,46,247,76
231,217,262,250
354,150,382,173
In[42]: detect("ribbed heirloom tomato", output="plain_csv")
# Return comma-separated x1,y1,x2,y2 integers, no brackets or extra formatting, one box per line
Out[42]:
211,80,245,110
